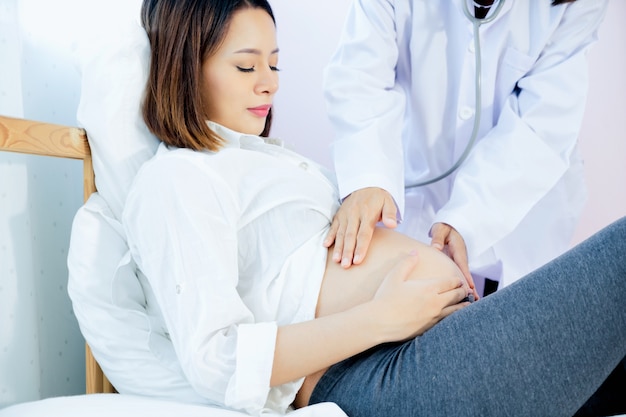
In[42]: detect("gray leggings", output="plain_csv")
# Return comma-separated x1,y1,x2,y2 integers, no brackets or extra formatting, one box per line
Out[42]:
309,216,626,417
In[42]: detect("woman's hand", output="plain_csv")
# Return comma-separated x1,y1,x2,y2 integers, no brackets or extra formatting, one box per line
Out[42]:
370,251,470,342
272,250,470,387
430,222,479,301
324,187,398,268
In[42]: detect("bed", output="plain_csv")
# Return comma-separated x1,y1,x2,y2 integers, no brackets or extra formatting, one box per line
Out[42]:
0,120,345,417
0,118,344,417
0,393,343,417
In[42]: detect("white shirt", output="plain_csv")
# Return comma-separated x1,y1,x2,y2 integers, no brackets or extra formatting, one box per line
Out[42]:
324,0,608,286
123,123,340,415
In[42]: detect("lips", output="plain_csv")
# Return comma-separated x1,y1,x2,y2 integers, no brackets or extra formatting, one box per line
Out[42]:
248,104,271,118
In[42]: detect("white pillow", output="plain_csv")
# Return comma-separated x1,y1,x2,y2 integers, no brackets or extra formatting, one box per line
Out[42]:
75,0,159,221
70,0,201,402
67,193,206,403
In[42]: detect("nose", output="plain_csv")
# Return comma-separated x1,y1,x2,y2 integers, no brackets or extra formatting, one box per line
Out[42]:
255,66,279,96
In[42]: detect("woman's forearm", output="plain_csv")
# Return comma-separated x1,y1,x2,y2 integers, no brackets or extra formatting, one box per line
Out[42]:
271,302,383,386
271,250,469,386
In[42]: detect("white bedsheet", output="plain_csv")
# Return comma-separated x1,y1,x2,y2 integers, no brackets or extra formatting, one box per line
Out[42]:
0,394,348,417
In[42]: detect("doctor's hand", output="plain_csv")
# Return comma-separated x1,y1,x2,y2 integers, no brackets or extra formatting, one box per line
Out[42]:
430,222,479,301
323,187,398,268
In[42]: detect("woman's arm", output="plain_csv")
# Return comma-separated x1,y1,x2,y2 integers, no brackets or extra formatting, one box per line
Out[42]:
124,149,470,407
271,251,469,386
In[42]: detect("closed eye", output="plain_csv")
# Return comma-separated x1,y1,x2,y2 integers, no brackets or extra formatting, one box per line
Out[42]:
237,65,281,73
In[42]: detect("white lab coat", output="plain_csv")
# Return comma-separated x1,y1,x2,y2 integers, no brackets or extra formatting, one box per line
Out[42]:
324,0,608,288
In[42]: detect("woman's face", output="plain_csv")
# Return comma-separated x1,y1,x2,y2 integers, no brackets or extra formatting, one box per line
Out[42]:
201,8,279,135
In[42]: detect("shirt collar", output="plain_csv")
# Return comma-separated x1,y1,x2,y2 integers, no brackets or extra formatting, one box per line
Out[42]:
207,121,265,149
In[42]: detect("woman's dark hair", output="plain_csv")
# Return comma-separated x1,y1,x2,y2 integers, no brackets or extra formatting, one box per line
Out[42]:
141,0,275,151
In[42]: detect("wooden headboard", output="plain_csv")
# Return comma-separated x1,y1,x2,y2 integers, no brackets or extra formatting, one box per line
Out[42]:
0,114,115,394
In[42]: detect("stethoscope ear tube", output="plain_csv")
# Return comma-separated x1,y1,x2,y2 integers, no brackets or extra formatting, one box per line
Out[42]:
405,0,506,189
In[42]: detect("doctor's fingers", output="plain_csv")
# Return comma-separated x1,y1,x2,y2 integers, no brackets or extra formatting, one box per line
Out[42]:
446,233,479,301
335,216,362,268
325,205,361,267
349,189,397,266
323,216,340,248
351,220,377,266
343,203,386,267
380,193,398,229
329,194,383,268
323,193,362,249
431,224,478,300
430,222,452,251
324,205,354,250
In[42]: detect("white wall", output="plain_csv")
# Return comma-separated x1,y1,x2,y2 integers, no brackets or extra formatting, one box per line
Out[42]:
270,0,352,168
570,0,626,244
0,0,86,407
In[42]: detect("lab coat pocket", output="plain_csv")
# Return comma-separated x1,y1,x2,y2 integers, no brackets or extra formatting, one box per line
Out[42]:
495,47,536,103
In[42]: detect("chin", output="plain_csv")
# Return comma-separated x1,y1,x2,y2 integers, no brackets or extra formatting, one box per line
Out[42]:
240,122,267,136
238,127,264,136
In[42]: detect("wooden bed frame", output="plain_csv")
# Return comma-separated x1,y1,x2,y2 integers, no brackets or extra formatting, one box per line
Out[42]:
0,114,115,394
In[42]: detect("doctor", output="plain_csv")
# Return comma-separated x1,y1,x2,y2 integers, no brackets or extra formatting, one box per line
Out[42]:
323,0,608,296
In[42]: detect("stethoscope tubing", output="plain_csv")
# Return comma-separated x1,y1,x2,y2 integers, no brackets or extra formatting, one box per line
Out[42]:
405,0,506,189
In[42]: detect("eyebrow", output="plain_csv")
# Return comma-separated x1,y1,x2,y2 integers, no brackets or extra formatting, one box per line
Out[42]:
233,48,280,55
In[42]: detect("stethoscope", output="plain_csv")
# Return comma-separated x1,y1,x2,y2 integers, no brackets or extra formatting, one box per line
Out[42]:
405,0,506,189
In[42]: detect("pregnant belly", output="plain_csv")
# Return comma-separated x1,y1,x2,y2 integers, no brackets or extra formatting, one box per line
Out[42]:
317,227,465,317
294,227,465,407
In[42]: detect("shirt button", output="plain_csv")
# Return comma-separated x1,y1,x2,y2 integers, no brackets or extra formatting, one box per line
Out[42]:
468,41,475,53
299,161,309,170
459,107,474,120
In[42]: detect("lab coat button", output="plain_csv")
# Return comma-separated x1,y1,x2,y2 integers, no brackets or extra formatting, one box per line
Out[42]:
299,161,309,170
468,42,475,53
459,107,474,120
